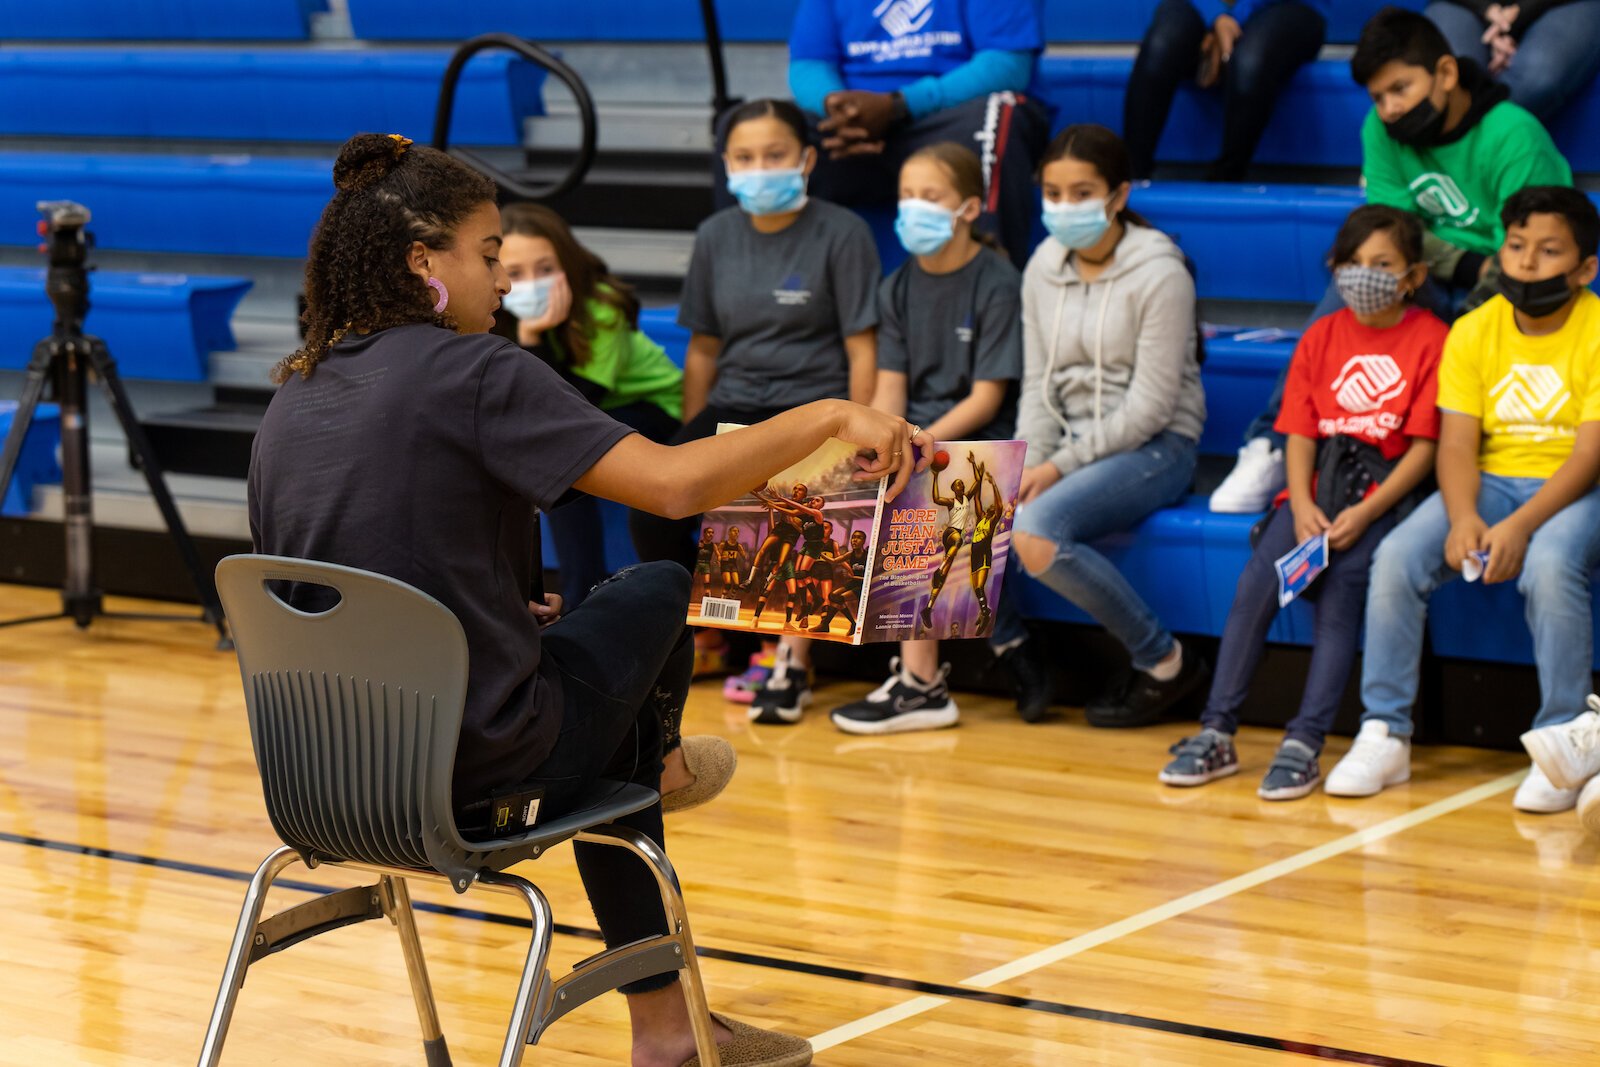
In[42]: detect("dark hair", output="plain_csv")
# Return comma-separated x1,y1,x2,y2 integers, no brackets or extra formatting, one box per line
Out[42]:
1328,204,1425,268
500,201,639,368
720,98,810,152
1351,7,1451,87
1502,185,1600,260
1038,124,1151,228
903,141,1002,252
275,133,497,383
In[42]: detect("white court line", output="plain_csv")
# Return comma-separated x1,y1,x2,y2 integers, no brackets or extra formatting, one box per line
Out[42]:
810,769,1525,1052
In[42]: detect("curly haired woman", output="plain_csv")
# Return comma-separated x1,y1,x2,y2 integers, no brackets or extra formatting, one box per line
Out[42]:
248,132,930,1067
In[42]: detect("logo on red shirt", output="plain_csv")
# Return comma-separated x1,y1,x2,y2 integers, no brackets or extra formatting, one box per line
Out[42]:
1332,354,1407,413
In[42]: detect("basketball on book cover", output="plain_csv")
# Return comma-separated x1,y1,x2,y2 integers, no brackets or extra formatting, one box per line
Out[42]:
689,428,1025,645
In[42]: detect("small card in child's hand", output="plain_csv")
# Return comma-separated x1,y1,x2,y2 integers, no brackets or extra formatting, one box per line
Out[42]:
1461,548,1491,582
1276,532,1330,607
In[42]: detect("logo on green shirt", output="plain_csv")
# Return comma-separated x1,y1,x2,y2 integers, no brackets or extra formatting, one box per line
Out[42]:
1408,172,1479,228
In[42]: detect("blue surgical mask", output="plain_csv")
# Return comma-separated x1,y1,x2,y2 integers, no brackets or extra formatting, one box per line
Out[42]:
503,274,558,320
895,198,958,256
1042,197,1111,250
727,166,808,216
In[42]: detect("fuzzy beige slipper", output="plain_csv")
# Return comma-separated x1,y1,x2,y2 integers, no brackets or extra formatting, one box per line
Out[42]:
679,1013,812,1067
661,736,738,814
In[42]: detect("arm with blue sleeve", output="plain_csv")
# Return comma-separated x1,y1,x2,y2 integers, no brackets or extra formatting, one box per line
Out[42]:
1192,0,1331,25
898,50,1035,119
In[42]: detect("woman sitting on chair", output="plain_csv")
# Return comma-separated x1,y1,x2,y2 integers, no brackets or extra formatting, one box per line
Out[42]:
247,132,929,1067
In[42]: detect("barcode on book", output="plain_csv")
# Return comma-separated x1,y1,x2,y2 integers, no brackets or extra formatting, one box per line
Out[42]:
699,597,741,622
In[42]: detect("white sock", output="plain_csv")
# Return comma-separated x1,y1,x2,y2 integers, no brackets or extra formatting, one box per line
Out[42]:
1147,640,1182,683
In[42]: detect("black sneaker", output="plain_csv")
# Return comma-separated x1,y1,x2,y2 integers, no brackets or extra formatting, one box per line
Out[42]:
1258,739,1321,800
1085,648,1209,728
830,658,959,735
749,649,811,725
997,639,1053,723
1159,728,1240,786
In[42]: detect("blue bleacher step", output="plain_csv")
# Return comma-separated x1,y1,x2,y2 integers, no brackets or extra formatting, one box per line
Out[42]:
0,400,62,518
3,0,326,40
343,0,1415,44
0,48,544,145
0,268,251,381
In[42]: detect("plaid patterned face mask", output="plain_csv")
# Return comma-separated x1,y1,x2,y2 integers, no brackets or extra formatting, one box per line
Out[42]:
1334,264,1403,317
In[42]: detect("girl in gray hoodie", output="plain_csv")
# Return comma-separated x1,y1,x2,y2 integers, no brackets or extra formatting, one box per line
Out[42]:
1012,124,1209,728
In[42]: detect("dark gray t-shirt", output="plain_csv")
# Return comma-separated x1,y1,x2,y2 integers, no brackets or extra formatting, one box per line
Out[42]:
248,324,633,809
877,247,1022,438
678,199,880,410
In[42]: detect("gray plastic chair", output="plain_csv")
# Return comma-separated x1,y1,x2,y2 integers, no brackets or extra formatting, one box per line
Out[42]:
198,554,720,1067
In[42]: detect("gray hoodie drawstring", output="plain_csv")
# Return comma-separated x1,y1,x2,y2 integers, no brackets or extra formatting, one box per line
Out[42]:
1092,280,1112,454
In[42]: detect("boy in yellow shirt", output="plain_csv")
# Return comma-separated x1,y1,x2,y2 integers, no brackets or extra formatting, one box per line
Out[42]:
1326,186,1600,811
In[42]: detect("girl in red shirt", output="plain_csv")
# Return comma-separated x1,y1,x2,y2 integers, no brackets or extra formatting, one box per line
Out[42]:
1161,205,1447,800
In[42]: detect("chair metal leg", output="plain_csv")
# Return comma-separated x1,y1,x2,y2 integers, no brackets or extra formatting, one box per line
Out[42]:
382,875,452,1067
578,827,721,1067
196,846,302,1067
477,869,555,1067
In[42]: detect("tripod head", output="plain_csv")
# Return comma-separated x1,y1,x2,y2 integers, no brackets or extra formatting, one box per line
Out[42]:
36,200,93,336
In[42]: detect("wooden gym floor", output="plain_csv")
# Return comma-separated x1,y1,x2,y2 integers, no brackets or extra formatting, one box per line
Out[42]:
0,582,1597,1066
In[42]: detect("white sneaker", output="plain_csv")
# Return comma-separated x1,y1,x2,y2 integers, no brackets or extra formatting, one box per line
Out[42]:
1578,775,1600,836
1325,720,1411,797
1209,437,1286,513
1513,763,1580,814
1520,699,1600,791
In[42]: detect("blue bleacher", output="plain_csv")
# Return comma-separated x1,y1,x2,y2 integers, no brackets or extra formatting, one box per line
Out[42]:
343,0,1416,44
0,49,543,145
0,401,62,518
0,268,251,381
3,0,326,40
1034,55,1600,175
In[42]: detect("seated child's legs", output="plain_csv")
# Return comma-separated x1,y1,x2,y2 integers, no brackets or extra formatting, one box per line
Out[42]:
1359,492,1457,737
1283,511,1397,750
1518,482,1600,728
1201,504,1299,734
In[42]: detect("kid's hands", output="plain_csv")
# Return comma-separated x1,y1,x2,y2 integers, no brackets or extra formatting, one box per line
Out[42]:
1481,517,1531,584
1482,4,1519,73
1017,463,1062,504
1326,501,1372,552
529,593,563,627
514,273,573,345
1291,500,1331,545
1212,14,1243,60
1444,514,1489,571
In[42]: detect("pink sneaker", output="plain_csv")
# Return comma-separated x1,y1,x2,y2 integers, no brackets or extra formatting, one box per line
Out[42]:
723,650,775,704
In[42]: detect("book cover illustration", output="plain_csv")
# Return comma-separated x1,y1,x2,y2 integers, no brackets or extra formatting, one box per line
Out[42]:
690,431,1024,645
858,441,1025,644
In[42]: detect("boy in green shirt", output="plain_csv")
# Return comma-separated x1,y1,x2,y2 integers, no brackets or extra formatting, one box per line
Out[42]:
1210,6,1574,515
1354,7,1571,309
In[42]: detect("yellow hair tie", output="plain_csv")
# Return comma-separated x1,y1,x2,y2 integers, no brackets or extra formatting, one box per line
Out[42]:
387,133,413,157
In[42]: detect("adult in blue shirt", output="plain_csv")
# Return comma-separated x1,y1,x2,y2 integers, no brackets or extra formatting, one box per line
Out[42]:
1123,0,1329,181
784,0,1051,267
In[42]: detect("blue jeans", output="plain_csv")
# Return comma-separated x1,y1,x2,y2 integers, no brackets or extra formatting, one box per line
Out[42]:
1244,279,1455,446
1014,431,1197,669
1202,502,1396,750
1361,478,1600,737
1425,0,1600,123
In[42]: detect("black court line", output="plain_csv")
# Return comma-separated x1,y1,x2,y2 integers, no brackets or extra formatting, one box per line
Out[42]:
0,830,1444,1067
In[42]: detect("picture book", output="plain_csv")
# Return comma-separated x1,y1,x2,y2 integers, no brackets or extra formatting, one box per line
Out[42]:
690,430,1026,644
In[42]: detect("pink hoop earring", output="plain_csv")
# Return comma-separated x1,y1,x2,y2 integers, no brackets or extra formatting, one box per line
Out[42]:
427,277,448,313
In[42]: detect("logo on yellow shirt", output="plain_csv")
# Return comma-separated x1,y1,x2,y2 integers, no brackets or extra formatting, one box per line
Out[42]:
1490,364,1571,429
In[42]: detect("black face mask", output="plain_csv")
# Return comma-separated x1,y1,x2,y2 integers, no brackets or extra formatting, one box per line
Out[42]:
1499,272,1575,318
1385,92,1448,146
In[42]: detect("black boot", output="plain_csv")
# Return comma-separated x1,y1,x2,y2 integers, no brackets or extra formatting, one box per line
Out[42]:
997,638,1052,723
1085,649,1210,728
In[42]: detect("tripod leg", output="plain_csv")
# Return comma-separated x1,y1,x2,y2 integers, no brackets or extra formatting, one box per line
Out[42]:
88,339,229,644
0,339,58,515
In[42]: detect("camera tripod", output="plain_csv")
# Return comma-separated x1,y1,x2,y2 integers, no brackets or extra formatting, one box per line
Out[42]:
0,201,228,647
